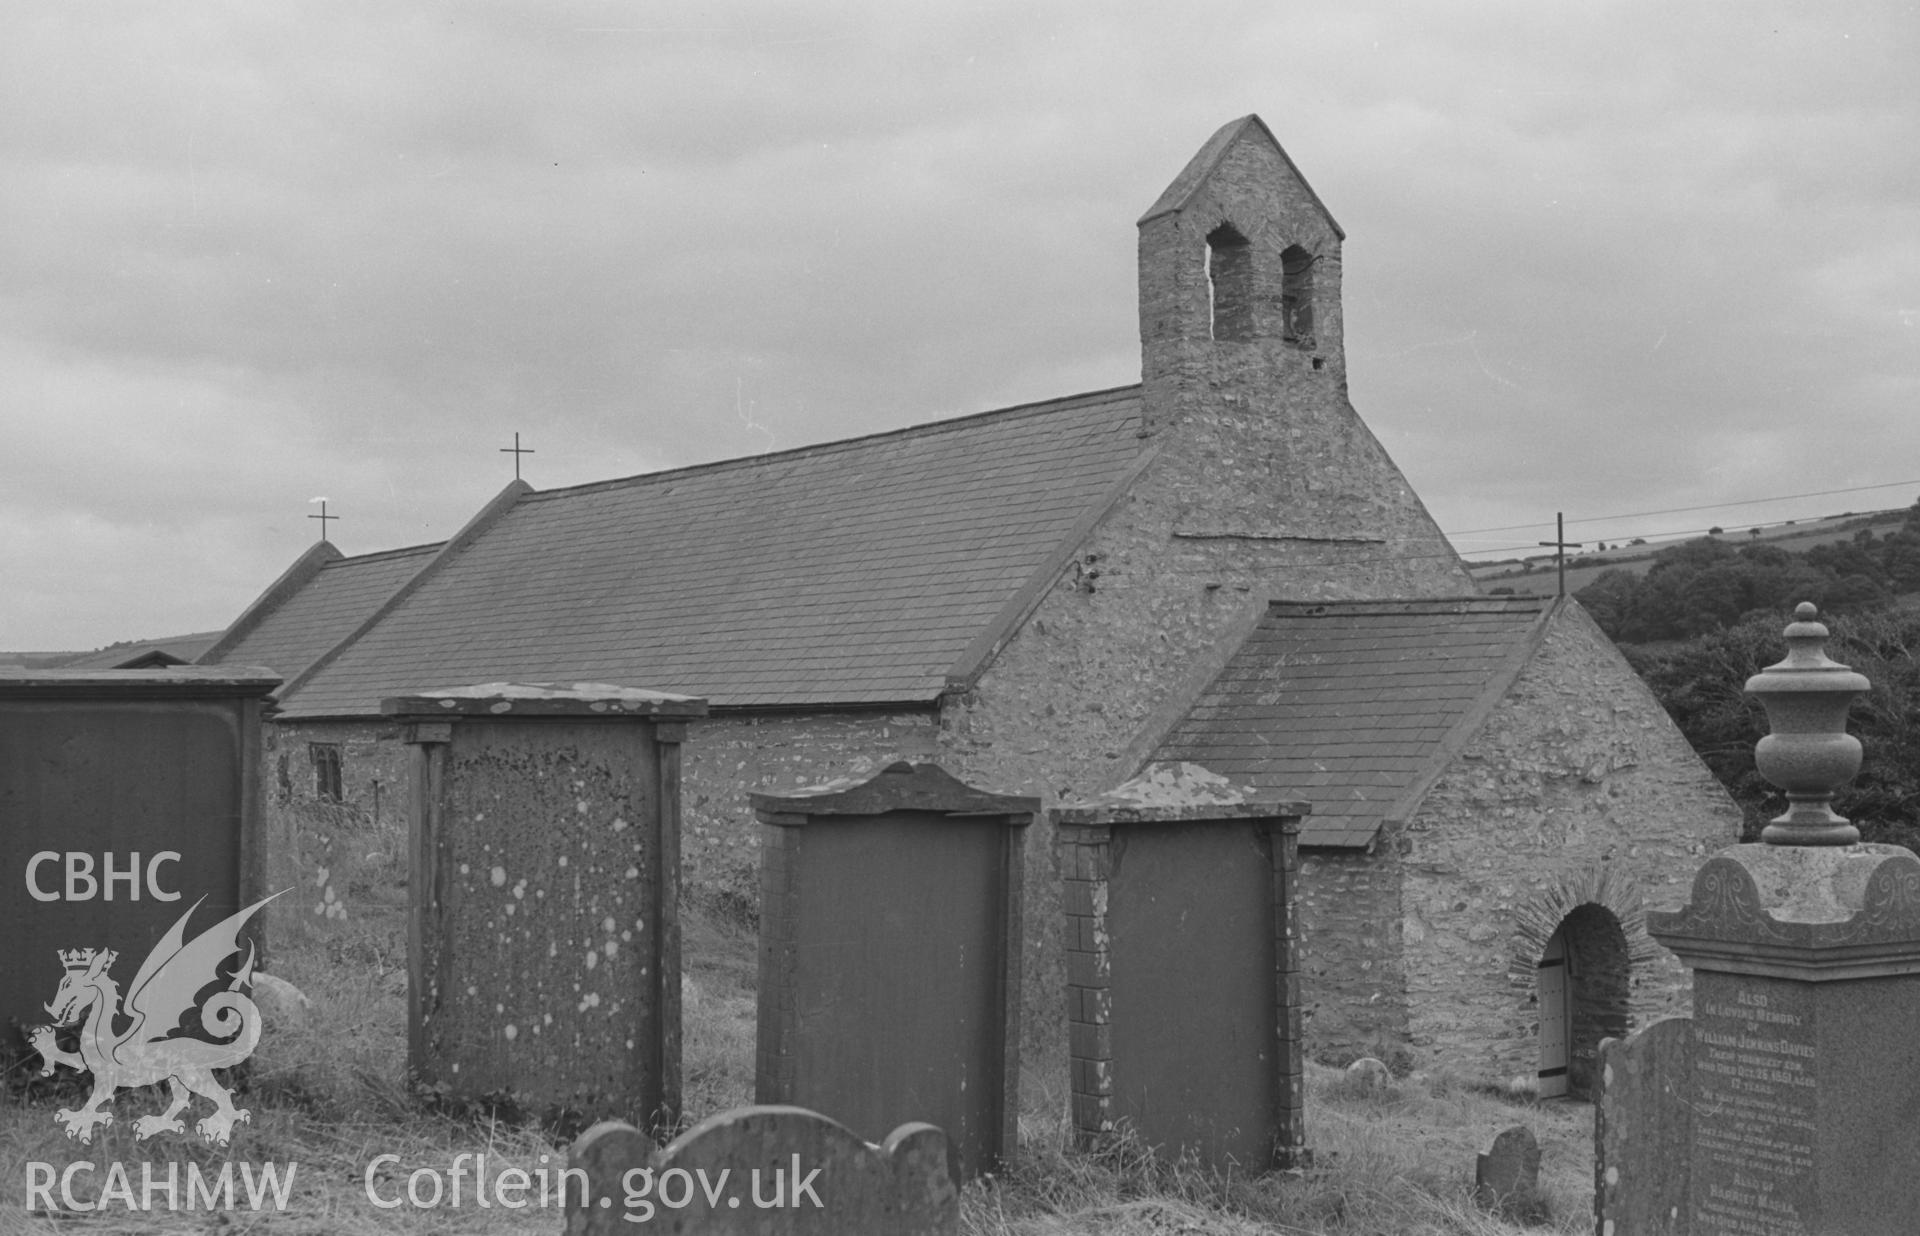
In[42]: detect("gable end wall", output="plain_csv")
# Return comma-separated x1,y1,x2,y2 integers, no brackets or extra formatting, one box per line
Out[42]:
1397,601,1742,1081
937,448,1473,1066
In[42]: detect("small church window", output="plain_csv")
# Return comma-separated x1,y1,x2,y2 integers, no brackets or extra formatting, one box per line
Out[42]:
310,743,343,802
1281,244,1315,345
1206,224,1254,342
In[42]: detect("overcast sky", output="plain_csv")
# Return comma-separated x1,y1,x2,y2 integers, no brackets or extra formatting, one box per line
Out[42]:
4,2,1916,651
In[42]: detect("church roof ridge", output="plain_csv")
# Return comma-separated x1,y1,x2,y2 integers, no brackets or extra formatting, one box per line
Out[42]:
322,540,445,566
521,383,1143,505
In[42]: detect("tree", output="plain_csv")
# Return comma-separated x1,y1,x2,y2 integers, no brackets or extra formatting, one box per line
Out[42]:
1577,527,1915,644
1628,607,1920,855
1577,569,1641,637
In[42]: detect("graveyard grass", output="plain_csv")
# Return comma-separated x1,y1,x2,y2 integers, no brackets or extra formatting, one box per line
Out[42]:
2,904,1591,1235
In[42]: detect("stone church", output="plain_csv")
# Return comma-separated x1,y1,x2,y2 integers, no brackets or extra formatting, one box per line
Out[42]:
201,115,1738,1087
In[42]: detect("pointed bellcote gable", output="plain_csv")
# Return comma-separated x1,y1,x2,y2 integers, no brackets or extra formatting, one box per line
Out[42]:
1138,116,1347,433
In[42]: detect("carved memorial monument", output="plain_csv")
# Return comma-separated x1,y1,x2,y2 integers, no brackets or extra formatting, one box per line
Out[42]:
1599,605,1920,1236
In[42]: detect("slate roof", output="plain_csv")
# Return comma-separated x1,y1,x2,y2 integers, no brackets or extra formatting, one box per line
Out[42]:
1151,597,1556,848
203,544,441,682
274,386,1150,717
56,631,226,670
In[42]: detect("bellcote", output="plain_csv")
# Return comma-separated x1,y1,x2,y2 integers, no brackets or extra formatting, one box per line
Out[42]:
1137,115,1346,396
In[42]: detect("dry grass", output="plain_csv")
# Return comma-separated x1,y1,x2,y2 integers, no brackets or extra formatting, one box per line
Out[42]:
963,1067,1590,1236
3,904,1592,1234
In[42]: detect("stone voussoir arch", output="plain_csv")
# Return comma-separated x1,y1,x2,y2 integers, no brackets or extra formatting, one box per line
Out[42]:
1504,864,1659,990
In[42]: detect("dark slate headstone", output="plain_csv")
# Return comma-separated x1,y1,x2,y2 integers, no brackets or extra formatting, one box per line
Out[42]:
1473,1125,1546,1224
752,762,1035,1182
1594,1017,1692,1236
567,1105,957,1235
1051,763,1311,1173
0,668,281,1042
386,683,708,1134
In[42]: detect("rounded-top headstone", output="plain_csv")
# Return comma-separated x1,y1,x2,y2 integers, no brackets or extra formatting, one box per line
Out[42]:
250,971,312,1029
1743,602,1870,845
1345,1057,1390,1091
246,972,312,1072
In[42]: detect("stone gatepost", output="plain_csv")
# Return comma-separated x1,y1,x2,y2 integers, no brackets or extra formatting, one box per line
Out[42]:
752,762,1035,1182
386,682,707,1135
1644,605,1920,1235
1053,763,1310,1172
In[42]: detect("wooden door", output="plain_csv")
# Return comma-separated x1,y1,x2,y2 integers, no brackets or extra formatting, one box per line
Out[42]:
1537,926,1569,1098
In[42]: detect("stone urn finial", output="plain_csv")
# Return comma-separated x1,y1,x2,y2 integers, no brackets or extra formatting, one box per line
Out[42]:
1743,602,1870,845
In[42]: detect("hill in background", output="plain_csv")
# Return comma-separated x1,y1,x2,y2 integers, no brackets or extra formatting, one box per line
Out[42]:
1470,507,1910,599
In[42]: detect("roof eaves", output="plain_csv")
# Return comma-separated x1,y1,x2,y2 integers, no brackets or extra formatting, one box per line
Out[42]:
704,697,942,717
1263,595,1548,618
1298,824,1381,851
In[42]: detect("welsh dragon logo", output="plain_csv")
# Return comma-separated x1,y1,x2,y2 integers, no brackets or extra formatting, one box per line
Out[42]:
29,892,282,1146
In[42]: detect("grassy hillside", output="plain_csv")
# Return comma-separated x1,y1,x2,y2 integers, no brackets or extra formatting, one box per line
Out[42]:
1470,509,1907,598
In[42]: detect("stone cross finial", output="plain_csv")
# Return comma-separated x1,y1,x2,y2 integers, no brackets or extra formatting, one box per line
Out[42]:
1742,602,1870,845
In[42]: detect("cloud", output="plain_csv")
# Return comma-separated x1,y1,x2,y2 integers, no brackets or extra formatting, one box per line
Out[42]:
3,1,1917,646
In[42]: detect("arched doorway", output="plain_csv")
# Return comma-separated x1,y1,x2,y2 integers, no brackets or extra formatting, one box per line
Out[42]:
1535,904,1630,1099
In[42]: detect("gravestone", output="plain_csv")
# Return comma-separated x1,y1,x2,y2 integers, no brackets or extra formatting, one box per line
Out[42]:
1345,1057,1391,1092
1593,1018,1691,1236
752,762,1035,1181
1647,846,1920,1235
1051,762,1310,1171
1473,1124,1545,1223
384,682,708,1133
1618,606,1920,1235
0,667,280,1043
566,1105,957,1235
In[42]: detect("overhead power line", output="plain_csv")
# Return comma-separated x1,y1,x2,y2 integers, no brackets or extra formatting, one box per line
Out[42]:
1449,479,1920,538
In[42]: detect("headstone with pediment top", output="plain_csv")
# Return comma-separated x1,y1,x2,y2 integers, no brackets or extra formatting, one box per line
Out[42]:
1051,762,1311,1172
752,762,1035,1182
1623,606,1920,1236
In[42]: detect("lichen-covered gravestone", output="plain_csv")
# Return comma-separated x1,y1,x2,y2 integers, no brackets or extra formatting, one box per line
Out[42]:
1593,1018,1691,1235
752,762,1035,1182
1052,762,1310,1171
385,682,707,1132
